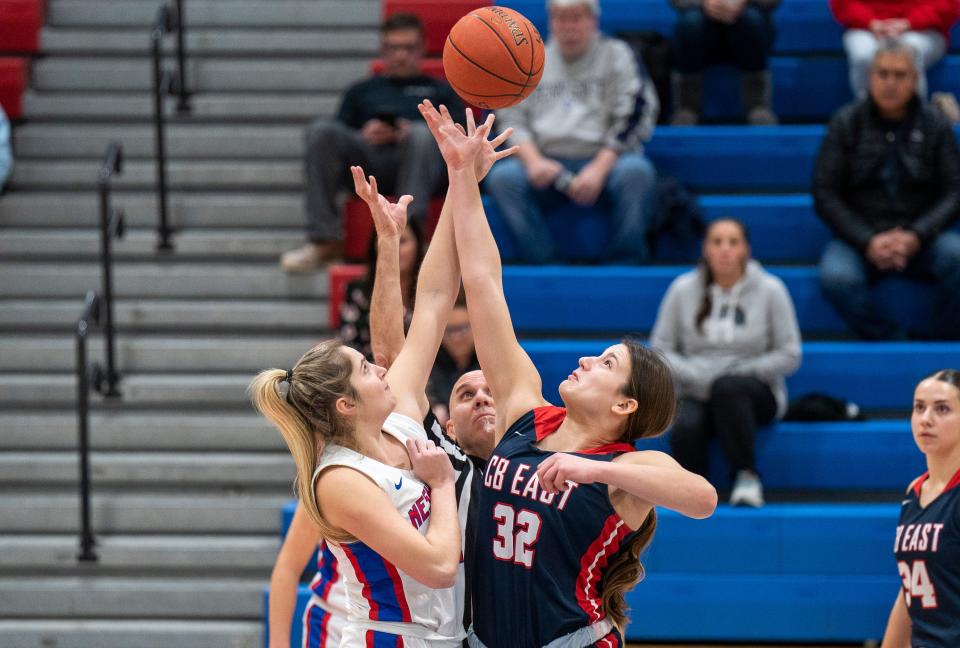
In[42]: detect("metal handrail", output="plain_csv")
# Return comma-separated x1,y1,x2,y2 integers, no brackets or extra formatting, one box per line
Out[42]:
76,290,101,562
97,143,125,397
150,1,187,251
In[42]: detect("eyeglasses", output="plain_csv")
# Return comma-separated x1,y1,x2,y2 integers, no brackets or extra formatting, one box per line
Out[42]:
382,42,422,53
444,322,471,337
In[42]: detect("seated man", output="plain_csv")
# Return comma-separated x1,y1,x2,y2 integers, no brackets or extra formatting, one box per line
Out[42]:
485,0,660,264
813,41,960,340
281,13,463,272
670,0,781,125
830,0,960,100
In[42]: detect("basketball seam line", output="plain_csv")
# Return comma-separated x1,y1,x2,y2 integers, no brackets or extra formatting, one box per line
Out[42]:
521,18,543,81
467,11,534,80
447,76,526,99
446,35,529,90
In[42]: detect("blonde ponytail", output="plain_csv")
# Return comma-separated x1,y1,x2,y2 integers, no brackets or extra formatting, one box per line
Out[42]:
248,340,357,541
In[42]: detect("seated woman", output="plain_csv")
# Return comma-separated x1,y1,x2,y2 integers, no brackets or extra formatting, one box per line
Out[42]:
670,0,781,125
419,100,717,648
650,218,802,507
830,0,960,99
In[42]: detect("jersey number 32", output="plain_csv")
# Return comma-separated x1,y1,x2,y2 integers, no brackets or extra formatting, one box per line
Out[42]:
493,503,542,568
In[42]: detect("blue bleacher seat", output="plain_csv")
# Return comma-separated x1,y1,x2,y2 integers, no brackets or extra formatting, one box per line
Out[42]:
522,340,960,409
501,0,960,121
496,265,934,335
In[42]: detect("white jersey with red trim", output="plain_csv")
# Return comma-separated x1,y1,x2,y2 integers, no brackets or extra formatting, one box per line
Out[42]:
312,412,464,647
302,541,347,648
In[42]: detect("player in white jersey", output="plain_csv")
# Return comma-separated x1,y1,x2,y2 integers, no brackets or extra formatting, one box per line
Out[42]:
252,114,517,648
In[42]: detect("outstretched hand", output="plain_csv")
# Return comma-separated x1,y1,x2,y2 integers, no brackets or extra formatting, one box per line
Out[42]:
418,100,517,176
351,165,411,240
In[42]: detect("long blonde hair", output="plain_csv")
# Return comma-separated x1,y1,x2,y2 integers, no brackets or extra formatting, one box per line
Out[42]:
248,340,357,539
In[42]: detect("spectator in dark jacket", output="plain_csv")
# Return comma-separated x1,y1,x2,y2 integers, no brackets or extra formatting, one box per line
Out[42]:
813,41,960,340
281,13,462,273
830,0,960,100
670,0,781,126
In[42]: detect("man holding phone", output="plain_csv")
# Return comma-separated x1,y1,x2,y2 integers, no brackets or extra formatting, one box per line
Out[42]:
282,13,464,272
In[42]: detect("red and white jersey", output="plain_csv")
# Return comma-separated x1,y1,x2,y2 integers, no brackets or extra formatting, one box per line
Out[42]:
302,541,347,648
313,412,464,646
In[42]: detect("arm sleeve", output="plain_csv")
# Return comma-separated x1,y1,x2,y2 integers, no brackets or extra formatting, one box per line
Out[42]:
336,85,365,129
909,120,960,244
728,279,803,381
829,0,878,29
649,282,710,393
906,0,958,31
811,113,877,250
603,41,657,152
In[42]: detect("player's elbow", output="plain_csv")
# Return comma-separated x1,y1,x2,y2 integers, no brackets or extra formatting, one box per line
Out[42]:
416,560,458,589
687,480,718,519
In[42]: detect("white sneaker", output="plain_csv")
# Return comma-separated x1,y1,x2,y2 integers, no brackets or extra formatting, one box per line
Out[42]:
729,470,764,508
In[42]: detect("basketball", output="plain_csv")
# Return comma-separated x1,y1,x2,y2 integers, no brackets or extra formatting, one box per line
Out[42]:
442,6,545,110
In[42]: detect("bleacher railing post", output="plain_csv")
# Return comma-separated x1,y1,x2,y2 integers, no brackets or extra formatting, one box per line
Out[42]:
151,3,175,252
174,0,191,113
75,290,100,563
97,143,123,397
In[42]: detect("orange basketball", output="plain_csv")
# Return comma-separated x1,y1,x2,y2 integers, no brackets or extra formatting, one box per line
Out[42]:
442,6,545,110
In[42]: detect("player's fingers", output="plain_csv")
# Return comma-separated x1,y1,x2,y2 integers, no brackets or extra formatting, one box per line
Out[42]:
397,195,414,209
465,107,477,135
491,128,513,148
369,175,379,196
495,145,520,161
455,123,467,136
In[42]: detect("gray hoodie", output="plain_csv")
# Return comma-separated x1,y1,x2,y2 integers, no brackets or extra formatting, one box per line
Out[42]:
650,260,802,417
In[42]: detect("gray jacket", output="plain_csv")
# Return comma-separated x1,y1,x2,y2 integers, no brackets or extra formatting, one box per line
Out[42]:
496,34,659,159
650,260,802,417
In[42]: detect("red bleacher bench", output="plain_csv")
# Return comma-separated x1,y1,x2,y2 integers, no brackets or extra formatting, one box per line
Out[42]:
0,57,28,118
343,195,443,261
384,1,491,55
0,0,45,54
328,263,367,329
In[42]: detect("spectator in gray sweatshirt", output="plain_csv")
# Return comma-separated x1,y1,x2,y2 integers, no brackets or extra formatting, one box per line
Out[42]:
650,218,802,507
485,0,660,264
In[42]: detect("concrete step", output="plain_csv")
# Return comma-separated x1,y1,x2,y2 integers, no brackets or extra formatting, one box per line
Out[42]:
0,229,303,259
0,334,319,372
0,451,294,487
0,576,263,618
10,159,302,190
0,619,260,648
0,411,284,451
22,90,338,122
32,57,366,92
40,27,379,56
0,491,290,533
48,0,380,29
0,298,326,333
14,123,303,159
0,262,329,298
0,192,303,228
0,534,277,572
0,373,254,408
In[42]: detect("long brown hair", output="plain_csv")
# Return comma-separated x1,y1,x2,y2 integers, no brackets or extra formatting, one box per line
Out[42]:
695,218,750,333
929,369,960,393
248,340,358,540
599,338,676,631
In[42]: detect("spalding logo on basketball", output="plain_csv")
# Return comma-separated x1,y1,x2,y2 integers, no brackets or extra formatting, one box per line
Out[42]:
442,6,546,110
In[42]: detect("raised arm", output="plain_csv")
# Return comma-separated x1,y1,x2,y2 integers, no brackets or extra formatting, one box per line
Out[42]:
419,101,547,441
351,167,408,369
268,501,322,648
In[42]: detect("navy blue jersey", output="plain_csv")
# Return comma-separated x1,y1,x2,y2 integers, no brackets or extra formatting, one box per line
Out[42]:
471,406,648,648
894,467,960,648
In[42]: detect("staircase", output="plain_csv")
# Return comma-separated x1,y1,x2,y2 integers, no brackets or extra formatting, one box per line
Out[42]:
0,1,381,645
